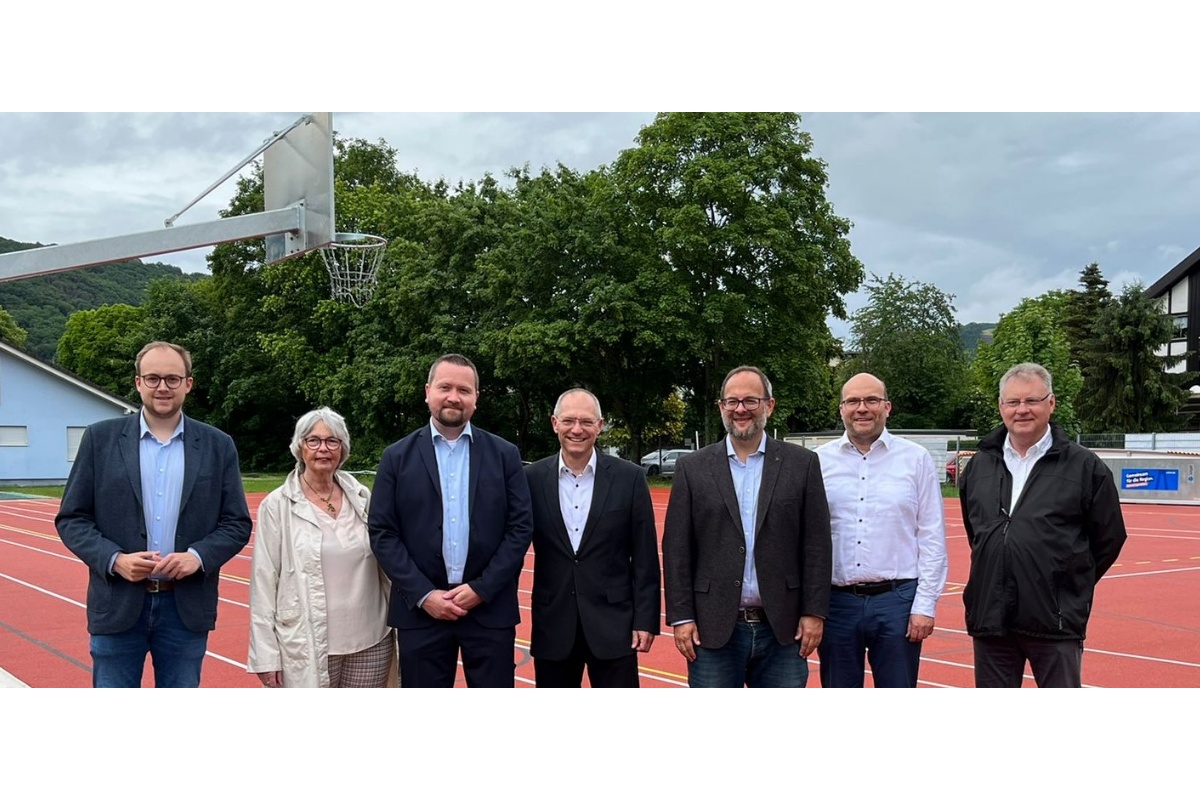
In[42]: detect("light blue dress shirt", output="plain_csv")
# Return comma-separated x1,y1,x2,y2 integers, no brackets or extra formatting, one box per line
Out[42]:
138,412,198,569
726,434,767,608
431,419,473,584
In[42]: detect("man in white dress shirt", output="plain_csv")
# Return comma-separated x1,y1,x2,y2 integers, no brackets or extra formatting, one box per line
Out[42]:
815,373,948,687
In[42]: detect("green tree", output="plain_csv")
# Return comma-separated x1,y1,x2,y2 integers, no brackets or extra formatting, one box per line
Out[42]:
56,303,149,400
843,273,968,428
614,112,864,441
1061,262,1113,368
1076,282,1193,432
970,291,1083,435
0,307,28,348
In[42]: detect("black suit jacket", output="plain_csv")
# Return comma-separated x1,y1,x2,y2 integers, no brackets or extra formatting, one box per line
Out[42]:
55,412,252,635
525,452,661,661
368,423,534,630
662,437,832,649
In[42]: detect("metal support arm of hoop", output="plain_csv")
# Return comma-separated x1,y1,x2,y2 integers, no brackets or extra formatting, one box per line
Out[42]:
320,233,387,307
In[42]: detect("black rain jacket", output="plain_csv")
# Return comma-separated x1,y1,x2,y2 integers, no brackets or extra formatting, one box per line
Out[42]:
959,423,1126,640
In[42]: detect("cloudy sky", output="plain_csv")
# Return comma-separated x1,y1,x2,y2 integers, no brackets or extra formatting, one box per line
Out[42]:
2,112,1196,338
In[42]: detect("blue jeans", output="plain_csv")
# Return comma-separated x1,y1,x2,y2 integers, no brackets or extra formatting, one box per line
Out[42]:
818,579,921,688
688,620,809,688
90,592,209,688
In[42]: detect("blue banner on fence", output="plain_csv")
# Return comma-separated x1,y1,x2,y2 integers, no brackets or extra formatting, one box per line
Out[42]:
1121,468,1180,491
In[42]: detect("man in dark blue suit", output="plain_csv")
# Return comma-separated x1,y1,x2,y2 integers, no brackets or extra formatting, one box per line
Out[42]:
369,354,534,688
56,341,252,688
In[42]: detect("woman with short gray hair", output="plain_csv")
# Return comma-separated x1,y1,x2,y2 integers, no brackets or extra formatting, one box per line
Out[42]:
248,407,394,687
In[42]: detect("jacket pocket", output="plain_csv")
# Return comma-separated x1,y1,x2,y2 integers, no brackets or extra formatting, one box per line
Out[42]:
606,584,632,604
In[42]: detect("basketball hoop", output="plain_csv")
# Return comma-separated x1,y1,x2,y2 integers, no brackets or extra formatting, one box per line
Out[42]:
319,233,387,307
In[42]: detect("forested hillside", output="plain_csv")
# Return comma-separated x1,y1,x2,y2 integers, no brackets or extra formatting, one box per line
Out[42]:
0,236,202,360
958,321,994,353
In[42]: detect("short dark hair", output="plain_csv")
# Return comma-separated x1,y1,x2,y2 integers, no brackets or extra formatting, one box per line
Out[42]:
720,365,773,399
427,353,479,390
136,341,192,376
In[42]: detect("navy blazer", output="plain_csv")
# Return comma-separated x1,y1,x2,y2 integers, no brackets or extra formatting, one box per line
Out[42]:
525,452,661,661
662,437,832,649
368,424,534,630
55,412,252,635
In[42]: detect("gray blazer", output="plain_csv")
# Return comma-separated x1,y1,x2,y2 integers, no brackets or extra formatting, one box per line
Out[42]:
56,412,252,635
663,437,832,649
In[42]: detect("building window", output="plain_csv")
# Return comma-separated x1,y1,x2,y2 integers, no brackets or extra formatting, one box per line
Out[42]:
0,426,29,446
67,427,86,461
1173,313,1188,342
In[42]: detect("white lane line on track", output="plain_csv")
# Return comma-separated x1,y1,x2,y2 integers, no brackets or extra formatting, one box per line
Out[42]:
1101,565,1200,579
931,624,1200,669
0,572,85,608
1,537,79,561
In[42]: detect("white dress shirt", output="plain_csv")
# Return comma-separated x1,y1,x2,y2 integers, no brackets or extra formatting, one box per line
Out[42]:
558,450,598,553
1003,426,1054,512
816,429,948,618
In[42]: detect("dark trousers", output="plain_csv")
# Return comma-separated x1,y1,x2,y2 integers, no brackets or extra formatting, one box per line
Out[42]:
396,616,515,688
973,634,1084,688
534,622,640,688
819,579,921,688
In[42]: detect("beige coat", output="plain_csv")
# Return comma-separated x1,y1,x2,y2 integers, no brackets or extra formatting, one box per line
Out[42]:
247,469,393,687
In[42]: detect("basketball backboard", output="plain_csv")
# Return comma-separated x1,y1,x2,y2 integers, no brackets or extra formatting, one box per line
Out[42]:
264,112,335,264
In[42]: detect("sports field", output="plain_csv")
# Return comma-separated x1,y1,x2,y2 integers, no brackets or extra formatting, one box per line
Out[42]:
2,488,1197,687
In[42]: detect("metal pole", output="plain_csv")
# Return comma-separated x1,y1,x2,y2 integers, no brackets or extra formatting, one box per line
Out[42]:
164,114,314,228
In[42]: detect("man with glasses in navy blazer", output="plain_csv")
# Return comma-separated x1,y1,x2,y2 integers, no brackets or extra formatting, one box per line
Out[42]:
56,341,252,687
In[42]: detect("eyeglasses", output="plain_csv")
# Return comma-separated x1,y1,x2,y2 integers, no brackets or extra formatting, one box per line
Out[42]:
302,436,343,450
557,418,601,430
139,374,187,389
717,397,767,411
839,396,887,409
1000,392,1052,409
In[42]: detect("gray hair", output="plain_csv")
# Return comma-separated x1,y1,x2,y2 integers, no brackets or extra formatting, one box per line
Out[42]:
999,362,1053,397
289,407,351,472
553,388,603,419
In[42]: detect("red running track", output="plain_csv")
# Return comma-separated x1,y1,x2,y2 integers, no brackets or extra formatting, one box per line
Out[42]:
2,489,1198,687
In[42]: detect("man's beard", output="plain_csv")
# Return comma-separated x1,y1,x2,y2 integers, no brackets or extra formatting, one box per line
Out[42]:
724,414,764,441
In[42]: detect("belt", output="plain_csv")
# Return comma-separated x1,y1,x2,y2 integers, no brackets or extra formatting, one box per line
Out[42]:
832,579,910,597
146,580,175,593
737,607,766,623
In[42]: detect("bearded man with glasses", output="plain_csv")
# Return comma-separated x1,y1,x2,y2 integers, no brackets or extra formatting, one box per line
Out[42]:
56,341,251,687
960,362,1127,687
663,365,832,687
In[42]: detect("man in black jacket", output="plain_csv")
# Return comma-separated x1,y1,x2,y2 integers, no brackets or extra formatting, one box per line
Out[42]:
525,388,660,687
960,362,1126,688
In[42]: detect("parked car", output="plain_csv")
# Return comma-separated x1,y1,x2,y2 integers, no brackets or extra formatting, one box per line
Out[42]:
945,450,975,485
640,448,692,477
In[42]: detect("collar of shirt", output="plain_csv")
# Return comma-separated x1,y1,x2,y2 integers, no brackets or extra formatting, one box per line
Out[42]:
558,449,597,478
139,409,184,442
430,418,474,447
835,426,894,454
724,433,768,461
1003,425,1053,461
